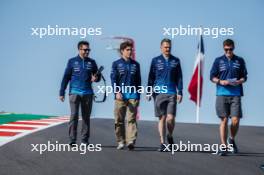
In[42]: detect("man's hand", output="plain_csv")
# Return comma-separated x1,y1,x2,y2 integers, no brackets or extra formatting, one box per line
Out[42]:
212,78,229,86
91,75,98,82
231,79,245,86
59,96,65,102
177,95,183,104
116,93,123,100
219,80,229,86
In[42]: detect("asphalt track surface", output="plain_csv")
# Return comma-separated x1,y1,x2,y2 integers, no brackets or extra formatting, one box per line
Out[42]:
0,118,263,175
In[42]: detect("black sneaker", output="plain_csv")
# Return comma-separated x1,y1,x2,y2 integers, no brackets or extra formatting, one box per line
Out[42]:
81,139,89,145
158,144,166,152
69,140,77,147
214,149,227,156
127,141,135,151
227,137,238,154
260,164,264,171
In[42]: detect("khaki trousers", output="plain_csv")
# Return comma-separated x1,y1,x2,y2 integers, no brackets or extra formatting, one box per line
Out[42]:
114,99,139,144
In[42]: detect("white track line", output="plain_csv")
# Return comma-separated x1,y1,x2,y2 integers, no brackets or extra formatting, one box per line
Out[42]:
0,129,32,132
0,116,69,147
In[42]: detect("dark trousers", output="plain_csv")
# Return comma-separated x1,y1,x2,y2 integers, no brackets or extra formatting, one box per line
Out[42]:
69,94,93,142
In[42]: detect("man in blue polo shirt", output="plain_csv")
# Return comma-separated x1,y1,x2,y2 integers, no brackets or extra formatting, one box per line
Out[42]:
210,39,248,156
111,41,141,150
147,38,183,152
59,41,100,146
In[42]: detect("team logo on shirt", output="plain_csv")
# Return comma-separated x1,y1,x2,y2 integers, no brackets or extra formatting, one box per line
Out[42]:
219,63,226,71
86,65,92,70
73,61,80,71
156,63,164,70
85,61,92,70
118,63,123,67
219,59,226,71
117,63,125,74
170,60,178,67
233,61,240,69
130,64,137,74
73,64,80,72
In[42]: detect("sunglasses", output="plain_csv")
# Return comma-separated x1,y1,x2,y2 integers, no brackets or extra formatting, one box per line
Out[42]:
80,49,91,52
224,48,234,52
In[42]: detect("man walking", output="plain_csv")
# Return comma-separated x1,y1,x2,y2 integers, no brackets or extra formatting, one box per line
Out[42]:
111,41,141,150
147,38,183,152
59,41,100,146
210,39,248,156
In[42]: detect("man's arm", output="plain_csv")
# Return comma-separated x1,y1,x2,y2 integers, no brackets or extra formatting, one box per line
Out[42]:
110,61,117,88
226,59,247,86
136,63,142,99
210,59,223,84
176,60,183,96
147,59,155,87
147,59,156,97
176,60,183,103
145,59,156,100
236,58,248,85
91,60,101,82
211,77,230,86
110,61,122,100
59,60,72,101
210,59,230,86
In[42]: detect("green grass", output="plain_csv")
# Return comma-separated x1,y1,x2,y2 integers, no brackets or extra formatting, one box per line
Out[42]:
0,113,56,125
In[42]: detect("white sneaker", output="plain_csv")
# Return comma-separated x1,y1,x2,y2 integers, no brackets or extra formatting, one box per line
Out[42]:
117,143,125,150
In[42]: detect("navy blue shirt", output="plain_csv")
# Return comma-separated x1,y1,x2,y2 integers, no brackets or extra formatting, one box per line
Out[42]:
110,58,141,100
60,55,100,96
210,54,248,96
147,54,183,95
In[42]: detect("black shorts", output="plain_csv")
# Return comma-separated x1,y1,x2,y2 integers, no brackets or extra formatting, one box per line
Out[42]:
154,94,177,117
216,96,242,118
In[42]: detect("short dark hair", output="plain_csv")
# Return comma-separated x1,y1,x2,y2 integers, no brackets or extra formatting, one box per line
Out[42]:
119,41,133,53
161,38,171,45
223,39,234,47
77,40,89,49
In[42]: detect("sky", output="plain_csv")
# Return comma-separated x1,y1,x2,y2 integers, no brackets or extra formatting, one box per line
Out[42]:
0,0,263,126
